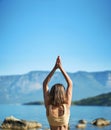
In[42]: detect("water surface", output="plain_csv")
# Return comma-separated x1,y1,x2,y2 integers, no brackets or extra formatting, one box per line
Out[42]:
0,105,111,130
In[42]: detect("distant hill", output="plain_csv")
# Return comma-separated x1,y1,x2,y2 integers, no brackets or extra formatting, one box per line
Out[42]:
0,70,111,104
23,101,44,105
74,92,111,106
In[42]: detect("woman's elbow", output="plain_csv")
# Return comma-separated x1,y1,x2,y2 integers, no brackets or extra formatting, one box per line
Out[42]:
69,80,73,87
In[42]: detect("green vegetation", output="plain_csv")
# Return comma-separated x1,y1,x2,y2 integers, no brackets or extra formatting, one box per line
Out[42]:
73,92,111,106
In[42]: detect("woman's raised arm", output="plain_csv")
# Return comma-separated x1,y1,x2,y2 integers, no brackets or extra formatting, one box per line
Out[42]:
43,57,58,107
57,56,73,107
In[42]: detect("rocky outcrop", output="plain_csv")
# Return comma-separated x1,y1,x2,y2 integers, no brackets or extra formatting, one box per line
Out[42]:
91,118,111,127
0,116,42,130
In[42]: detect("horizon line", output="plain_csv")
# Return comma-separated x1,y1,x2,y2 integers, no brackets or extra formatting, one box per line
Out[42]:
0,69,111,76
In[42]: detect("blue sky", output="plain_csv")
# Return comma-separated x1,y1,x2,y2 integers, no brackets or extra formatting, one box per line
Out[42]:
0,0,111,75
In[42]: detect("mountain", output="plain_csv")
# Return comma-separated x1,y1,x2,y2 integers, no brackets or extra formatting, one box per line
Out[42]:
73,92,111,106
0,70,111,104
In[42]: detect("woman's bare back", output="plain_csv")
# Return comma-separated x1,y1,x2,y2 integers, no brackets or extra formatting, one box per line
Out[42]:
47,104,69,130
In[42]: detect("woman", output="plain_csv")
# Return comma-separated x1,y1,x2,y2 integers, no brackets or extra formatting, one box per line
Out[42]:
43,56,73,130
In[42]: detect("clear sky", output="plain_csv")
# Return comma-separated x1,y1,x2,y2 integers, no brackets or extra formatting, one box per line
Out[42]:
0,0,111,75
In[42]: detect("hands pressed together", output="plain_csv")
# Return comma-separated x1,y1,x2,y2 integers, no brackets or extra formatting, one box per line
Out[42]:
54,56,62,70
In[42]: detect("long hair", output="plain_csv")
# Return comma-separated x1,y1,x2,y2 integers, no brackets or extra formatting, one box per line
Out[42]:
49,83,66,106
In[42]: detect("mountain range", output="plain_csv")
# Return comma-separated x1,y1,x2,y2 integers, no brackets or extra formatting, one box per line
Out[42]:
0,70,111,104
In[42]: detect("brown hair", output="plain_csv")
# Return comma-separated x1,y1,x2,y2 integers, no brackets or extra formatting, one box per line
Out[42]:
49,83,66,106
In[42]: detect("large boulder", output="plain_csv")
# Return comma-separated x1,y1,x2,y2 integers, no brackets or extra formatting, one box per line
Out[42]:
1,116,42,130
91,118,110,127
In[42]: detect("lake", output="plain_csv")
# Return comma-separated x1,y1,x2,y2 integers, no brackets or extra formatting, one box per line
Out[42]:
0,104,111,130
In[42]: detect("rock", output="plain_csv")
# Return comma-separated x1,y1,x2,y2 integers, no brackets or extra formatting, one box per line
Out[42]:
1,116,42,130
91,118,110,127
22,120,42,128
76,123,86,129
76,119,87,129
78,119,87,124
